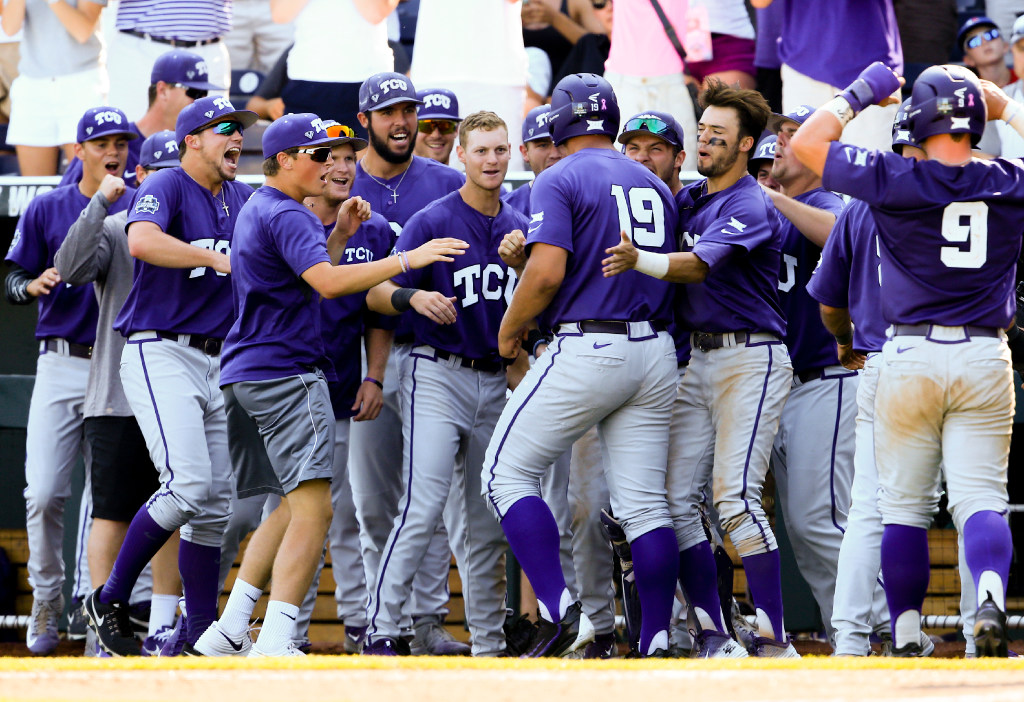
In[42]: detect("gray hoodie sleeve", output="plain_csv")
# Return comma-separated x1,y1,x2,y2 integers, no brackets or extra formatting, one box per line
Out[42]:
54,191,116,286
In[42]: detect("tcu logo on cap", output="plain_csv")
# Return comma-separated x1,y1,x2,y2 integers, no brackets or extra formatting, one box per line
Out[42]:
423,93,451,110
378,78,408,95
164,139,178,153
95,111,124,125
794,105,811,117
212,96,233,111
535,111,551,128
304,117,326,139
195,60,208,76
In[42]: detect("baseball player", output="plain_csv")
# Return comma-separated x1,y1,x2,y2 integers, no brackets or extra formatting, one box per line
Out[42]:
604,80,795,657
193,113,467,657
5,106,139,655
54,131,185,657
60,49,222,188
361,111,525,657
748,134,780,191
618,111,686,196
762,104,854,646
349,71,468,655
790,62,1019,657
83,96,259,657
413,88,462,165
502,105,562,216
485,73,679,659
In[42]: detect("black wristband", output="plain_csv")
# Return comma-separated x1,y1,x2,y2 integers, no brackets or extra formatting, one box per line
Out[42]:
525,328,550,357
834,330,854,346
391,287,416,312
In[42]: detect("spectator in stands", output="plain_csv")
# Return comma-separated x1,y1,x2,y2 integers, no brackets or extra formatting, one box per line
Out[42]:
1,0,106,176
61,49,221,188
224,0,293,74
993,15,1024,157
753,0,784,112
270,0,396,140
0,26,18,125
549,0,612,90
893,0,956,93
685,0,757,91
106,0,232,122
960,15,1011,155
522,0,605,96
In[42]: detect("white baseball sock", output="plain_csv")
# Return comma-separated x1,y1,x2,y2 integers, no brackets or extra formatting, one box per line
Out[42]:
219,578,262,637
257,600,300,653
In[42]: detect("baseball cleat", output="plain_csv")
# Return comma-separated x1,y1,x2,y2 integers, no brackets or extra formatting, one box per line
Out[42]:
581,631,618,659
502,611,537,657
749,635,800,658
249,640,306,657
344,625,367,654
521,601,595,658
158,598,187,657
84,587,141,657
66,597,88,641
26,594,63,655
140,625,174,657
694,630,749,659
974,595,1009,658
363,636,403,656
192,619,253,657
410,616,471,656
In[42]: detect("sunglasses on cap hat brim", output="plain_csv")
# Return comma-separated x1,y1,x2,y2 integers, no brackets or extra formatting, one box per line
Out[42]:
324,123,369,151
617,115,681,147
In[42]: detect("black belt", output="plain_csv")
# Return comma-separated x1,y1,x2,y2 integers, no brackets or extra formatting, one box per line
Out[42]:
892,324,1001,339
796,367,827,383
43,338,92,359
121,29,221,47
157,332,223,356
691,331,771,353
556,320,668,335
433,350,505,373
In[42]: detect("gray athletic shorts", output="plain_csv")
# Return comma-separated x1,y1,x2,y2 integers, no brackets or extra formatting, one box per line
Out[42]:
223,371,335,498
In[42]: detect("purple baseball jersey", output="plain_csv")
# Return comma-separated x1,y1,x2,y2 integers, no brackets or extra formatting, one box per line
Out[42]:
527,148,676,325
777,187,845,372
822,143,1024,328
220,186,335,385
806,199,887,353
6,184,133,345
502,183,533,217
674,175,786,337
320,212,394,420
114,168,255,338
59,122,144,188
777,0,902,89
393,191,528,362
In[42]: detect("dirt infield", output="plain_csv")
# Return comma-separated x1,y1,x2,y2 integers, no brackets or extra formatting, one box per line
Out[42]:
1,658,1023,702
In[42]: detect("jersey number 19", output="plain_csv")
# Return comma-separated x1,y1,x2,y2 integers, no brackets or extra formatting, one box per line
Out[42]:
610,185,665,247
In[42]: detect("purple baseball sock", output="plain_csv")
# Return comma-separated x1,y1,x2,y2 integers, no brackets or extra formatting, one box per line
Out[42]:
741,549,785,641
630,527,679,655
178,539,222,644
100,507,174,604
880,524,930,640
500,496,569,621
963,510,1012,603
678,541,726,632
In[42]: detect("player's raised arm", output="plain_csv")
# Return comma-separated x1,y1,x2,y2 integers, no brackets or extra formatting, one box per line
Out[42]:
790,62,903,176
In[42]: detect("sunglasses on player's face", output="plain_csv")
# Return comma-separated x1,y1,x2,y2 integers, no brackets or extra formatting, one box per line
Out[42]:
173,83,209,100
966,27,1000,49
293,147,332,163
208,121,244,137
418,119,458,135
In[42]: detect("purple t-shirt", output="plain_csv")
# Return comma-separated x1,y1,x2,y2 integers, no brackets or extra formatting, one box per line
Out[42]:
502,183,533,217
394,191,528,363
220,186,332,384
7,184,133,346
822,143,1024,329
777,187,845,372
675,175,786,337
59,122,144,188
754,3,783,70
350,156,464,339
320,212,394,420
807,198,887,353
527,148,676,325
777,0,903,88
115,168,255,338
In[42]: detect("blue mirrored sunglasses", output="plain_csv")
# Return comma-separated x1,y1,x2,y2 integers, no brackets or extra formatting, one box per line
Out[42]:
966,27,1000,49
211,121,244,137
624,116,671,135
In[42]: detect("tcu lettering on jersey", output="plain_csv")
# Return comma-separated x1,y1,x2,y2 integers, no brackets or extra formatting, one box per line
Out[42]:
189,239,230,277
778,253,798,293
423,93,452,110
453,264,517,307
342,246,376,264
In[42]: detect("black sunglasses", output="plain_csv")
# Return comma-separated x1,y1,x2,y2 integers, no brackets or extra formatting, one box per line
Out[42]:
173,83,209,100
293,147,332,163
418,119,458,135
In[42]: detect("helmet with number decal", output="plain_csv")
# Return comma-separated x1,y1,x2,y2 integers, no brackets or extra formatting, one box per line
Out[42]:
908,64,986,147
891,97,917,154
548,73,620,146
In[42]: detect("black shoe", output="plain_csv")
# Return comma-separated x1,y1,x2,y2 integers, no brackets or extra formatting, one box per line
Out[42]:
503,610,537,658
521,601,593,658
974,594,1009,658
890,641,923,657
66,597,88,641
84,587,141,657
182,643,203,656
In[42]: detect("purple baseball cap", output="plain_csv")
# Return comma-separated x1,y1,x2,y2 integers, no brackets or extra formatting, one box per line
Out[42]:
749,134,777,163
76,106,139,144
175,96,258,147
358,72,422,113
522,105,553,143
617,110,684,149
416,88,461,121
151,49,223,90
958,16,999,50
261,113,352,159
139,130,180,169
767,104,816,133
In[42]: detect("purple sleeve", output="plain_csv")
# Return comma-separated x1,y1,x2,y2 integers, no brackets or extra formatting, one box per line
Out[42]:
806,204,855,308
273,210,331,278
126,170,180,235
5,200,46,273
526,173,573,253
821,142,911,207
392,215,430,289
691,196,774,273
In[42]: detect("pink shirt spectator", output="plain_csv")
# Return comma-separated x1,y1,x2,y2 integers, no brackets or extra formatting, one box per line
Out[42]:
605,0,687,76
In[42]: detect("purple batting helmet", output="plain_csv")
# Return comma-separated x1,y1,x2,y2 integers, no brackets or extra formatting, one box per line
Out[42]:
891,97,917,154
548,73,620,146
908,64,986,147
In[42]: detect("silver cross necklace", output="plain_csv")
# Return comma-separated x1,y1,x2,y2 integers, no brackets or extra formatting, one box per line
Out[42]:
364,164,411,204
216,187,230,215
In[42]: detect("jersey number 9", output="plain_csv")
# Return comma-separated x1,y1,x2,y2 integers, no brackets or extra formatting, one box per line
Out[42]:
940,201,987,270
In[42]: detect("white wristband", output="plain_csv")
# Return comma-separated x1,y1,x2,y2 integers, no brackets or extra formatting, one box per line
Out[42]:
634,249,670,279
1001,101,1024,136
823,96,856,126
